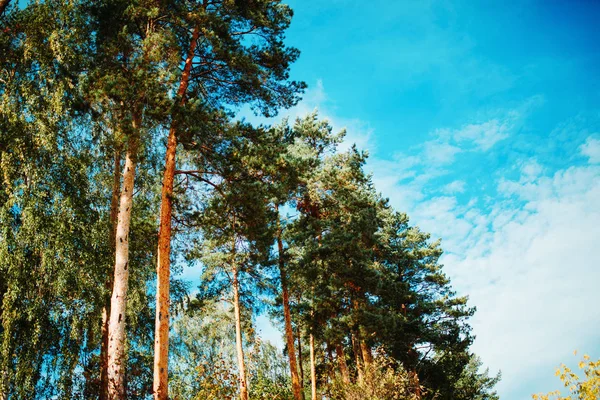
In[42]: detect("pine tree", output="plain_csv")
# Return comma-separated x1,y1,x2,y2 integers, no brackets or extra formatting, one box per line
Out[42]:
151,2,305,395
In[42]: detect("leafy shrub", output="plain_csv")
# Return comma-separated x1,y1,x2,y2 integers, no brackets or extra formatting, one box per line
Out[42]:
326,351,420,400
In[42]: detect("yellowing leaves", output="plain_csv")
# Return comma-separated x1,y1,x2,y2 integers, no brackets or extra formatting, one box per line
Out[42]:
533,353,600,400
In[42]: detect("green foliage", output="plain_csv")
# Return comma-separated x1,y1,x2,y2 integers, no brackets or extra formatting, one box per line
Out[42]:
170,301,239,400
170,301,294,400
248,341,294,400
326,351,419,400
0,0,501,398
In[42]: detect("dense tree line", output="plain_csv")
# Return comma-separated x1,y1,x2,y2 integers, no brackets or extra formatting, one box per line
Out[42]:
0,0,499,399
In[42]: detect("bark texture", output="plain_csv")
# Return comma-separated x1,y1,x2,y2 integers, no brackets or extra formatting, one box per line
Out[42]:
100,147,122,400
107,125,140,400
360,337,373,370
153,25,200,400
309,333,317,400
351,331,364,382
276,209,303,400
296,324,305,400
335,344,350,384
233,264,249,400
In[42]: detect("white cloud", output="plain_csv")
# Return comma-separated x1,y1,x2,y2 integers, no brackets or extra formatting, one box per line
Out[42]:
452,163,600,398
452,118,510,150
237,79,375,154
239,83,599,399
580,136,600,163
423,140,462,165
442,180,466,194
390,102,535,179
385,164,600,399
373,129,600,398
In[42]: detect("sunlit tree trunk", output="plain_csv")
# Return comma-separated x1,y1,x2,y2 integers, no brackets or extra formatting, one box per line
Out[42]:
107,118,140,400
351,331,364,382
310,233,321,400
153,24,200,400
336,344,350,384
276,206,303,400
309,332,317,400
296,323,305,400
360,335,373,370
232,262,249,400
101,145,122,400
410,371,422,400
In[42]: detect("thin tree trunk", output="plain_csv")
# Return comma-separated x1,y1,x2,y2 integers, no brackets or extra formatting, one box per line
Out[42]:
359,335,373,371
351,331,363,382
100,146,122,400
296,323,305,400
335,344,350,384
410,371,422,400
309,333,317,400
107,120,140,400
276,206,303,400
153,25,200,400
233,263,249,400
357,326,373,370
309,233,321,400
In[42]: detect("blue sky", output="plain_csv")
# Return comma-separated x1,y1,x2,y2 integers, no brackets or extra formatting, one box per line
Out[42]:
244,1,600,398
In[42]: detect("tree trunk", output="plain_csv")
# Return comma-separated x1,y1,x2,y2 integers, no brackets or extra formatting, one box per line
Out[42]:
296,323,305,400
410,371,422,400
276,207,303,400
360,337,373,371
335,344,350,384
153,25,200,400
309,333,317,400
232,264,249,400
107,121,140,400
351,331,363,382
100,146,122,400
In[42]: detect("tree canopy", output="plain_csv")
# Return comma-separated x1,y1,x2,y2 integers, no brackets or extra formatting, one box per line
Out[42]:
0,1,499,400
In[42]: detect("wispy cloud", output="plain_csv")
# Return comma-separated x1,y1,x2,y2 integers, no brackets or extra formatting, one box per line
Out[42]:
580,136,600,163
238,81,599,399
237,79,374,153
365,96,598,398
450,159,600,398
442,180,467,194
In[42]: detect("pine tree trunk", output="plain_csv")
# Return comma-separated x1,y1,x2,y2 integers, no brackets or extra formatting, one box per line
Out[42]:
351,331,364,382
335,344,350,384
233,263,249,400
100,146,122,400
296,323,305,400
107,121,140,400
310,233,321,400
276,208,303,400
309,333,317,400
153,25,200,400
410,371,422,399
360,336,373,370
